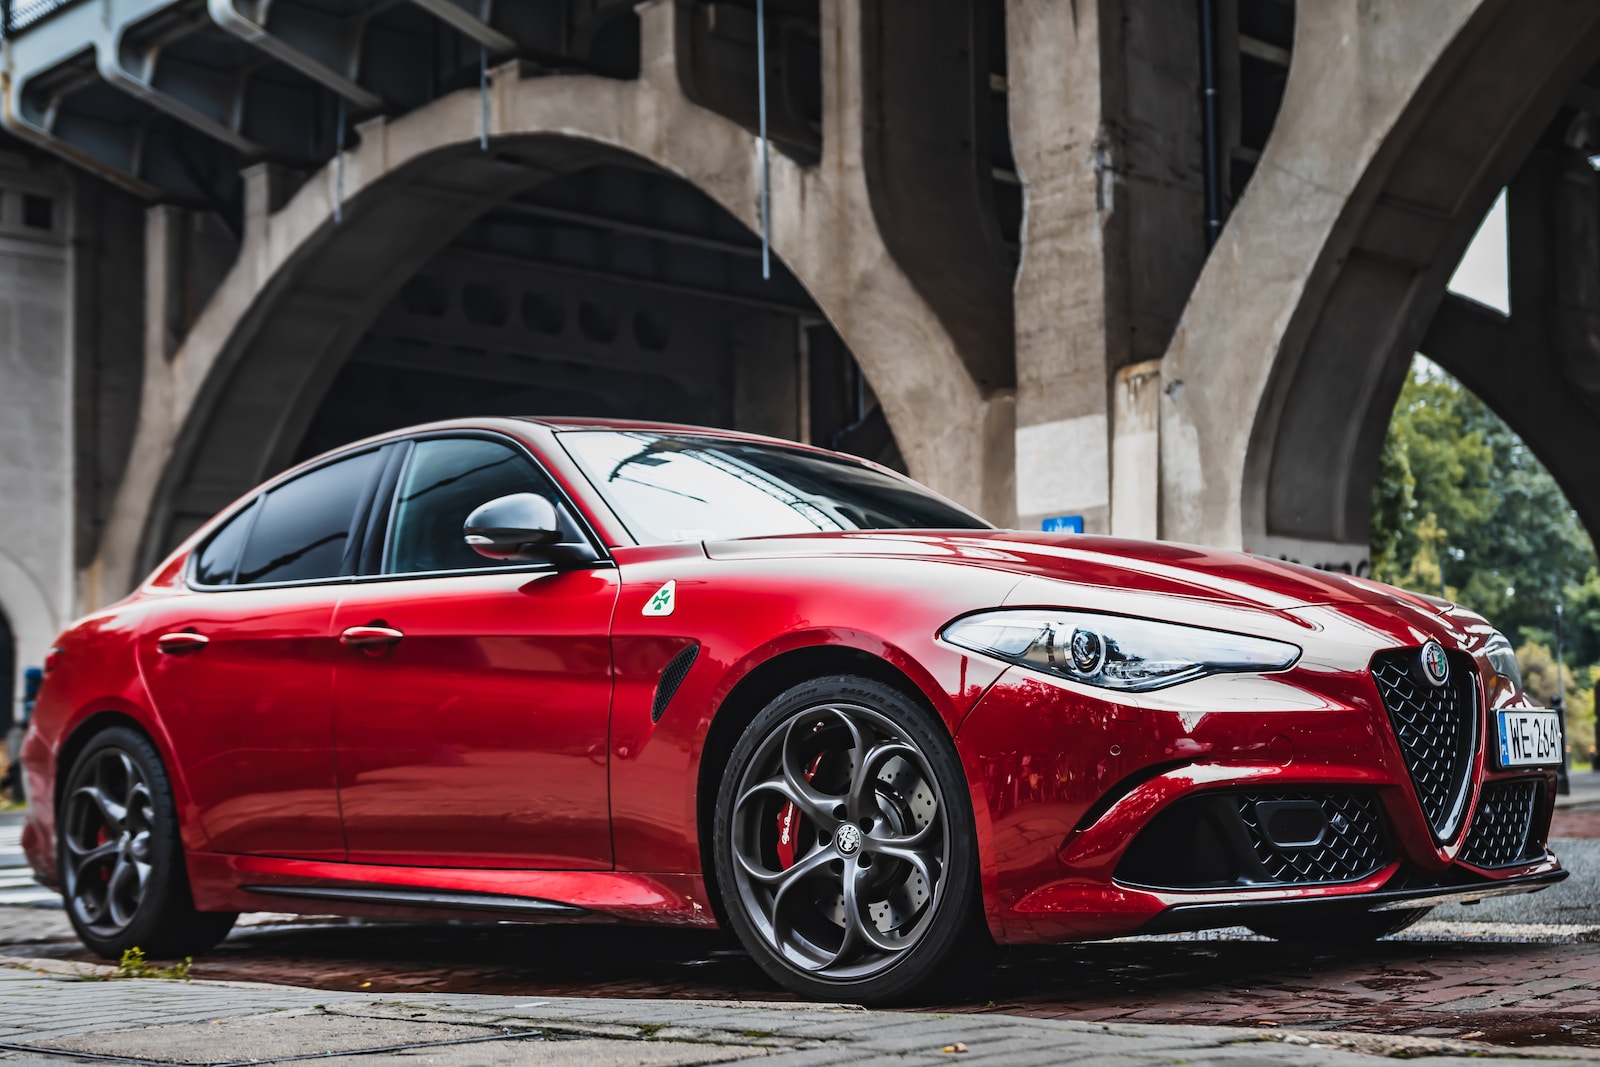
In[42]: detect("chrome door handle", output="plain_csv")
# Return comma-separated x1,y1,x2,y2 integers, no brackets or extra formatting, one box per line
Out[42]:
340,625,404,652
156,631,209,655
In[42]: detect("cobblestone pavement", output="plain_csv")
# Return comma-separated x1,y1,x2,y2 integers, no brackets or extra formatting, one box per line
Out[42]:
1,958,1599,1066
2,795,1599,1059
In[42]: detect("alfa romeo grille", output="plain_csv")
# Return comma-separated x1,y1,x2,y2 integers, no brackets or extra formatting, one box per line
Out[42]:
1372,648,1478,841
1234,791,1390,885
1460,780,1544,869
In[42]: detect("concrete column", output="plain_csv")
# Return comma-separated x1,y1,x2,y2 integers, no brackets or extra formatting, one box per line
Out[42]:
0,160,72,705
1110,360,1160,540
1007,0,1115,533
1007,0,1204,534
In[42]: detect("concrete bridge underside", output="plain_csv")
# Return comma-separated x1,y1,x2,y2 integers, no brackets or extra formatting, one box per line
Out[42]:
2,0,1600,699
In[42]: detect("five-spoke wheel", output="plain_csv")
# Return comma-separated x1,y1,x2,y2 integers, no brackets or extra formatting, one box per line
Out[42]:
62,747,157,938
714,676,984,1003
58,727,237,959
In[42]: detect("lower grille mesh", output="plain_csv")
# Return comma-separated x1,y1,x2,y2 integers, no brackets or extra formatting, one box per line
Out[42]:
1116,788,1392,890
1460,780,1544,869
1235,791,1390,885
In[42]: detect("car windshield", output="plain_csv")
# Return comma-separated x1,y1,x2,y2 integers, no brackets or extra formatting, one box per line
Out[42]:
558,430,991,544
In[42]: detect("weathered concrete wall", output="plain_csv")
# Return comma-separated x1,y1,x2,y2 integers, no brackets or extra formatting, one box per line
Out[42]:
13,0,1600,628
0,159,72,706
86,0,1013,603
1160,0,1600,565
1423,140,1600,547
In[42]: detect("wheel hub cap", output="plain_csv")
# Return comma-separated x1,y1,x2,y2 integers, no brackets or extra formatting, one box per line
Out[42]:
835,824,862,855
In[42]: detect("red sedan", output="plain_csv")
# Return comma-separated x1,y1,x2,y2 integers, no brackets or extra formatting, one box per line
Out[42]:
20,418,1565,1002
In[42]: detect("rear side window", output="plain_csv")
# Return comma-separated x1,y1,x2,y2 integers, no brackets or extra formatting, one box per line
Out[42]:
385,437,581,575
236,451,383,585
193,501,258,586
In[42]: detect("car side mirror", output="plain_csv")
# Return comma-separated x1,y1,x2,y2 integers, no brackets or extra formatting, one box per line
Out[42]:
463,493,563,560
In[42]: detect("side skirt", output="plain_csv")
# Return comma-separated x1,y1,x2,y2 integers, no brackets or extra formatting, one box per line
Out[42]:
184,852,720,927
241,884,587,918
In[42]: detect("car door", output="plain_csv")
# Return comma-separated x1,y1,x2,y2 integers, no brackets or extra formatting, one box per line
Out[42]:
137,446,390,860
330,434,618,870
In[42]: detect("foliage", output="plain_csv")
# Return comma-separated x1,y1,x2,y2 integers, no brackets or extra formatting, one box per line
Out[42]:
111,947,192,981
1571,672,1597,766
1372,359,1598,762
1519,643,1598,765
1372,361,1597,642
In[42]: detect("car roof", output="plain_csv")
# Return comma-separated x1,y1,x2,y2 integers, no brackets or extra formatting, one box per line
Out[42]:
510,417,876,459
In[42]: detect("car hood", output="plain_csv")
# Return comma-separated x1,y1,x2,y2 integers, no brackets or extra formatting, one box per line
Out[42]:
702,530,1446,615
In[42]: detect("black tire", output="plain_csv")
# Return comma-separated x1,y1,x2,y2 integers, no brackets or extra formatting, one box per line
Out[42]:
1249,906,1431,944
57,726,237,959
712,675,989,1004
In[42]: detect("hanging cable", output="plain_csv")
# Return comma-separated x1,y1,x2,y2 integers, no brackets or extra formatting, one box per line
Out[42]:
334,96,346,224
1199,0,1223,248
757,0,771,280
480,44,490,151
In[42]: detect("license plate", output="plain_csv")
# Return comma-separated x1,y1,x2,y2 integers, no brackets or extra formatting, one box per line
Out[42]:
1496,710,1563,768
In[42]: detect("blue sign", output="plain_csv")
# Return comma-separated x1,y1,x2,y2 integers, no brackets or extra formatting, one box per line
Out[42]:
1042,515,1084,533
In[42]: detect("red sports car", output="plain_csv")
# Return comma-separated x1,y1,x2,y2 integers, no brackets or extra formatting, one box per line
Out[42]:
20,418,1565,1002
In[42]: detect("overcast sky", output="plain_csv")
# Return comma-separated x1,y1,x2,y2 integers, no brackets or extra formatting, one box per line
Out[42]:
1447,188,1510,314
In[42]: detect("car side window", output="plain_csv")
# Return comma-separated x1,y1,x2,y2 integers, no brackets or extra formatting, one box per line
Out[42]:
193,500,258,587
235,450,384,585
384,437,581,575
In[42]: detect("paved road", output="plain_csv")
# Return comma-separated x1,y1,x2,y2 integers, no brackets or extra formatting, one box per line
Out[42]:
4,798,1599,1056
2,957,1600,1066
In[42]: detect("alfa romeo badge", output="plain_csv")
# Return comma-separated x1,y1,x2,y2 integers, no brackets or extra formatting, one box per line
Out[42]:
1420,640,1450,686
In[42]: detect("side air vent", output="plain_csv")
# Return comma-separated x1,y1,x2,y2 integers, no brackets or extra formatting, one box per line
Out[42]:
651,643,700,722
1371,647,1478,842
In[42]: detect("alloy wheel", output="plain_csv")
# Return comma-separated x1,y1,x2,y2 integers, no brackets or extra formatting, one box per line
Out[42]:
62,748,156,937
728,701,951,980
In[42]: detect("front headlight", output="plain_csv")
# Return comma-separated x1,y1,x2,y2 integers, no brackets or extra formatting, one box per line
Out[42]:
1485,630,1522,691
942,609,1301,692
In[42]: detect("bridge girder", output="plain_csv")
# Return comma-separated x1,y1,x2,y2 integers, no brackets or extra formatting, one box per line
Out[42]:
0,0,642,203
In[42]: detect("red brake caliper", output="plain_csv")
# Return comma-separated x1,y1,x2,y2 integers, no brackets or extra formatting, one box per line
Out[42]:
775,753,826,869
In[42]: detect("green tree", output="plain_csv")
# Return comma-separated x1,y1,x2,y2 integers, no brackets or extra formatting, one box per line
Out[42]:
1370,367,1496,589
1371,359,1599,721
1516,643,1596,767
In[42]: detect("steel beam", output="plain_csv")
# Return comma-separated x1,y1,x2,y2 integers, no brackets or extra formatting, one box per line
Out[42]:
206,0,384,111
405,0,516,54
0,0,175,196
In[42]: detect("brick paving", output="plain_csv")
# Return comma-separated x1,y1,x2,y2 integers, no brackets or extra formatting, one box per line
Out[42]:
8,904,1600,1049
4,804,1600,1057
0,961,1596,1066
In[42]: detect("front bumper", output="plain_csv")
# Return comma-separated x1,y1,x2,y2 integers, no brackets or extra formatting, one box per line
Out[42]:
954,662,1562,944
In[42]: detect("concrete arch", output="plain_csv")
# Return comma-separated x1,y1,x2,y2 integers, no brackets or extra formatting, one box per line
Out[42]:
1159,0,1600,565
0,547,61,709
92,0,1010,604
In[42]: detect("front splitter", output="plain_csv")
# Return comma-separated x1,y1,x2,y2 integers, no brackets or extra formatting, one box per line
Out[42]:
1137,868,1568,936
